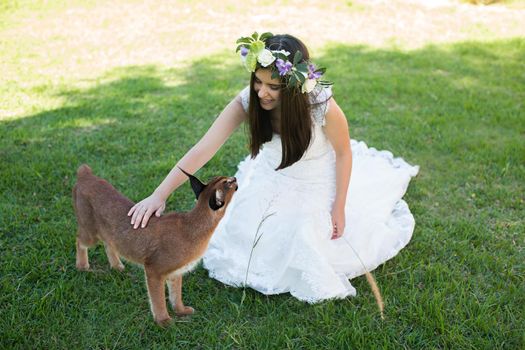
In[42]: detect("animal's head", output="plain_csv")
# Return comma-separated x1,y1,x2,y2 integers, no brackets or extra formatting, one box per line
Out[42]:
178,167,237,211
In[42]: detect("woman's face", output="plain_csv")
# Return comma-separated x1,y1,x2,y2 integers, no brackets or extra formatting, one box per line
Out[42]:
253,68,281,111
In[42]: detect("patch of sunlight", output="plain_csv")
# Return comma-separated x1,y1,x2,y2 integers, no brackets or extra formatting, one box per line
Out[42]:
451,76,480,90
162,79,188,88
1,96,67,122
0,108,27,121
66,117,116,133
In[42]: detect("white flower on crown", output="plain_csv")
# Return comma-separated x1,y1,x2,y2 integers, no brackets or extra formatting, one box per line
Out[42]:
257,49,276,67
302,78,317,94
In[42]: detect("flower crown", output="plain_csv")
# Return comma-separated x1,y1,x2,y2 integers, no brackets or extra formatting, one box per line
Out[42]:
235,32,333,94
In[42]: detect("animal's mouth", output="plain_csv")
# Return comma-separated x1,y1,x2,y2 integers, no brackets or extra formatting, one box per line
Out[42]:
227,177,238,191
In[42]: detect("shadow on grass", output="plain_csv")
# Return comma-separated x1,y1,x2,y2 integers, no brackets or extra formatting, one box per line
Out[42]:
0,38,524,349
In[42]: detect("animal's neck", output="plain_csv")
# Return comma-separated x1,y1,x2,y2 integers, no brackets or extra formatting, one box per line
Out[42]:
183,201,224,238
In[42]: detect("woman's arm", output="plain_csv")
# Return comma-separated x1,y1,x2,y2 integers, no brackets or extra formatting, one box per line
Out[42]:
129,94,247,229
324,97,352,239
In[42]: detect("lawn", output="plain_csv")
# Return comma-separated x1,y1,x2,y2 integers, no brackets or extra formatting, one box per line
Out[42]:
1,0,524,349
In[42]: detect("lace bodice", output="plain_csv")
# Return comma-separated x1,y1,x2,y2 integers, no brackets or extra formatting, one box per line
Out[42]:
238,84,333,126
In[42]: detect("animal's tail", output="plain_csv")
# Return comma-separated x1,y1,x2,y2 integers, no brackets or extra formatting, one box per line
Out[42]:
77,164,93,178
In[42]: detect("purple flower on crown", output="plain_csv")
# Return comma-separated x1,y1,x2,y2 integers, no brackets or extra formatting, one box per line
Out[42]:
308,63,323,80
240,46,249,57
275,59,293,76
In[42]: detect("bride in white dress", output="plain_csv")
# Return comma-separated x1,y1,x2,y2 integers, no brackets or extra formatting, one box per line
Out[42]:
129,33,418,304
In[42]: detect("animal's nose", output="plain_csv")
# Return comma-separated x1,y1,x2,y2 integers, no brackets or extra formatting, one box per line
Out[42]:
226,177,238,190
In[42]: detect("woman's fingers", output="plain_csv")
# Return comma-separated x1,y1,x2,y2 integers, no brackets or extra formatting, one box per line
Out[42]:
132,205,146,229
140,208,154,228
127,204,137,217
130,202,144,224
129,196,165,229
331,223,337,239
131,207,140,228
331,223,344,240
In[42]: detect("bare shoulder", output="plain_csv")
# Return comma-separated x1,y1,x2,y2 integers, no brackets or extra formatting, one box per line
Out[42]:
216,93,247,123
323,97,351,152
324,97,349,128
234,93,243,105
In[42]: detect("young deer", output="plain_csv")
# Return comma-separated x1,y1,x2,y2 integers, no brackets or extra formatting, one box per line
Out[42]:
73,164,237,325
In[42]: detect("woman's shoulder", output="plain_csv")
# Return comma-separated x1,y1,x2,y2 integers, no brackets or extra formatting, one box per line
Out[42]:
309,84,332,105
309,85,333,126
238,86,250,113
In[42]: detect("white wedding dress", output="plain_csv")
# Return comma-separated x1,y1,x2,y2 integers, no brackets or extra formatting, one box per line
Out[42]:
203,85,419,303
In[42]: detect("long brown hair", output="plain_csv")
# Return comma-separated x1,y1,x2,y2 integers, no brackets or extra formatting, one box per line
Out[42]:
247,34,312,170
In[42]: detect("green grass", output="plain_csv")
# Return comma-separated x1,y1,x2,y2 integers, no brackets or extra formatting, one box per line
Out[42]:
1,2,524,349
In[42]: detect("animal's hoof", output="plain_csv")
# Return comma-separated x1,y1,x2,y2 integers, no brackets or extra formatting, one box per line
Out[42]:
155,316,173,327
76,263,90,271
175,306,195,317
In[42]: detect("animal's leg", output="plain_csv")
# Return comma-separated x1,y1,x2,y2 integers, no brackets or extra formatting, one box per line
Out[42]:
75,226,98,271
144,267,171,326
167,274,194,316
104,242,124,271
74,186,97,271
75,237,90,270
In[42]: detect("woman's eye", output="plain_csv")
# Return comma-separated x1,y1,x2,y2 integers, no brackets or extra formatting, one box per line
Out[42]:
270,86,280,91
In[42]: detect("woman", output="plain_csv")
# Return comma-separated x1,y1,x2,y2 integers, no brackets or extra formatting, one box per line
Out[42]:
128,33,419,302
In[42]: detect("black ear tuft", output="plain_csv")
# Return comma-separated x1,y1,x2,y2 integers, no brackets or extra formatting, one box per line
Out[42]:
178,167,206,200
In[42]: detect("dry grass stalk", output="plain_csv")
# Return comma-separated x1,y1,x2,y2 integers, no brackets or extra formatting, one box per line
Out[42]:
365,271,385,320
342,236,385,320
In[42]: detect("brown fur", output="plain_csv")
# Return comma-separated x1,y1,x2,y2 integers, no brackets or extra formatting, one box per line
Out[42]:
72,164,237,326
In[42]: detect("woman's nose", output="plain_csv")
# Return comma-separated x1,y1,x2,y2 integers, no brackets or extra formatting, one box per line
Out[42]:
258,86,268,98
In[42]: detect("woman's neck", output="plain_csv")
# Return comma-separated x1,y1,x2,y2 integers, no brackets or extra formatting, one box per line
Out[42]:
269,106,281,134
270,104,281,120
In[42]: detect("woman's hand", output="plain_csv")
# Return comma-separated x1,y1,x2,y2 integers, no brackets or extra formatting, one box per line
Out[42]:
331,206,346,240
128,193,166,229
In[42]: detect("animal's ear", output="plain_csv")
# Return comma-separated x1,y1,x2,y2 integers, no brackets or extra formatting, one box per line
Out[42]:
178,167,206,199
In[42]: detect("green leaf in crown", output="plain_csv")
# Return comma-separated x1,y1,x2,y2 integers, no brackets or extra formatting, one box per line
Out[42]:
244,51,258,72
